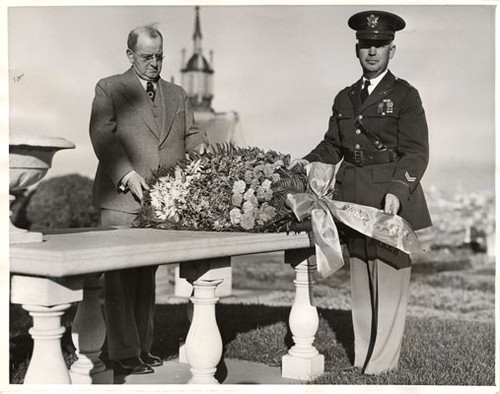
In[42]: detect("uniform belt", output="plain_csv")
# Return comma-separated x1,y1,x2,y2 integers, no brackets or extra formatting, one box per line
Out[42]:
342,148,398,167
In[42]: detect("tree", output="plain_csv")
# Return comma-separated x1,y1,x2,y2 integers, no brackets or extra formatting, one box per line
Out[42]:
25,174,100,230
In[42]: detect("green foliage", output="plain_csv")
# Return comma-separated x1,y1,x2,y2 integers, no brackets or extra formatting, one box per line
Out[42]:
135,144,307,233
25,174,100,230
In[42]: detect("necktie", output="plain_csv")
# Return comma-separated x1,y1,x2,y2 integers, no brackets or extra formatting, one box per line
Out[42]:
360,79,371,103
146,81,156,101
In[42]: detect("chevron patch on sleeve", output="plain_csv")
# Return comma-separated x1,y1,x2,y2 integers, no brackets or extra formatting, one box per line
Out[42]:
405,171,416,182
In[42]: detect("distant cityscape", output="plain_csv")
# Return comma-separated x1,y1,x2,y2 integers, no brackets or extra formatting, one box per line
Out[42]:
424,186,495,254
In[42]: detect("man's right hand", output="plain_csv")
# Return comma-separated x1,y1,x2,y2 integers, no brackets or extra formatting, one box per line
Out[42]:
287,158,310,170
126,172,149,202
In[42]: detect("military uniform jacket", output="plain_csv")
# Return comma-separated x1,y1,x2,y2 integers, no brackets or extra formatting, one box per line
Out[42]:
90,67,208,214
305,70,432,233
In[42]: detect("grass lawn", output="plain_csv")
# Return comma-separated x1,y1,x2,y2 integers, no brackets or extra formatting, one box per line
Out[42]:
9,248,496,386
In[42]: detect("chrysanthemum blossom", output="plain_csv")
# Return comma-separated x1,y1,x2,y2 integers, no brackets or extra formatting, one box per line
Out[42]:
240,213,256,230
230,208,242,225
233,180,246,194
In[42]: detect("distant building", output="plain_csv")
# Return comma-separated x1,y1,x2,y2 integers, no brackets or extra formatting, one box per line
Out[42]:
180,6,240,145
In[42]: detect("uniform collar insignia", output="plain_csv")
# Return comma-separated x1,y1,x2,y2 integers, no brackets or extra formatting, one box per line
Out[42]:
366,14,379,28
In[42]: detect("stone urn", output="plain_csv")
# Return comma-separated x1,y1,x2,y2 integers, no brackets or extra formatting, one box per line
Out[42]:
10,135,75,244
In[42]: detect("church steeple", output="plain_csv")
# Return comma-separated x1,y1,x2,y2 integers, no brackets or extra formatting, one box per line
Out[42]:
181,6,214,112
193,6,202,53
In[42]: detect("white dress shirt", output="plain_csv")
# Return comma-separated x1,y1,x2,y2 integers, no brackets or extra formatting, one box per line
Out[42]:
363,69,389,95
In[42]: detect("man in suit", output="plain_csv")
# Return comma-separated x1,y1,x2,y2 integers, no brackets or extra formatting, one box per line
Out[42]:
292,11,432,374
90,25,207,374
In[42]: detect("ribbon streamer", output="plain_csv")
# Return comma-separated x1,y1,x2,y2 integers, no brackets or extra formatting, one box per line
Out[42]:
287,161,422,278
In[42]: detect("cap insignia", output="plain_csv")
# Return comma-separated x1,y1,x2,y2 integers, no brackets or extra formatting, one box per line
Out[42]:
366,14,379,28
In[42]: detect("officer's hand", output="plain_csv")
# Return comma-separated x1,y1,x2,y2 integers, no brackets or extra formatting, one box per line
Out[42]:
384,193,400,215
287,158,310,170
127,172,149,202
195,143,208,155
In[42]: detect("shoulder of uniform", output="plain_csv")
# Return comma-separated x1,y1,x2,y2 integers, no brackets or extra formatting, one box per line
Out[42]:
393,76,416,90
336,83,356,97
347,81,359,90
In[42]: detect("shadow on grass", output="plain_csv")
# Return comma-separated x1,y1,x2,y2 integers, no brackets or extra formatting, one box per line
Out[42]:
10,302,355,384
10,301,495,386
317,308,354,364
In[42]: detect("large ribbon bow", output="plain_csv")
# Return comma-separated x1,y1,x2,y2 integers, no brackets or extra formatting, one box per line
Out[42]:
287,161,422,277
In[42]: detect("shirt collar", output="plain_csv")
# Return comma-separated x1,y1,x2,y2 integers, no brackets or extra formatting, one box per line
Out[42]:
134,72,158,90
363,69,388,92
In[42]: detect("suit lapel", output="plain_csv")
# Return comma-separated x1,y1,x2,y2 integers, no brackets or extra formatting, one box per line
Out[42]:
118,68,160,139
158,80,179,146
359,71,396,112
349,79,363,112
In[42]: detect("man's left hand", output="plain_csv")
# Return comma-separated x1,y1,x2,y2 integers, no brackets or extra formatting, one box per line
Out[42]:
384,193,400,215
195,143,208,155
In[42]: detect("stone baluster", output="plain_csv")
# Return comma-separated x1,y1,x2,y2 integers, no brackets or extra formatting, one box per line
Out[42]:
70,275,113,384
178,298,193,364
22,303,72,384
10,275,84,384
282,249,324,380
185,279,224,384
178,257,229,384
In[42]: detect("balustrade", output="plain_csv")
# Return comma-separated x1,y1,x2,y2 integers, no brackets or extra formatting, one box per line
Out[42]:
10,228,322,384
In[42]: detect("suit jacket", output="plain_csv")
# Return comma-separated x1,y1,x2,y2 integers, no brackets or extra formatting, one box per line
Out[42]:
304,71,432,231
90,67,208,213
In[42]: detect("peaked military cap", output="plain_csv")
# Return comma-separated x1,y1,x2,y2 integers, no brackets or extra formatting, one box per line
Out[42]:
348,10,405,41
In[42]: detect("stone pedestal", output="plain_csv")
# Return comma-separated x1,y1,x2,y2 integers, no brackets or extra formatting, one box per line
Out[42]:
185,279,223,384
282,249,324,380
11,275,83,384
70,275,113,384
178,257,229,383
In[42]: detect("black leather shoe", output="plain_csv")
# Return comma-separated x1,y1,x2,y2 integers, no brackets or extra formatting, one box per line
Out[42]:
140,352,163,367
113,357,154,375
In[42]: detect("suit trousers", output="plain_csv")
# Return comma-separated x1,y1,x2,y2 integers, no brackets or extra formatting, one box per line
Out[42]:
101,208,158,360
350,257,411,374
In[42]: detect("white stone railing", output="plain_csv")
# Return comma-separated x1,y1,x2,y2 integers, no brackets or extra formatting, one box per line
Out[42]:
10,227,325,384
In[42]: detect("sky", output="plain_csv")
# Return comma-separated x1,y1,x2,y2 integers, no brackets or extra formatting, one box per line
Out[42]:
5,2,496,196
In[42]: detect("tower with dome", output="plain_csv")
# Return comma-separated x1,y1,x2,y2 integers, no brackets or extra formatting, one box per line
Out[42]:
180,6,241,145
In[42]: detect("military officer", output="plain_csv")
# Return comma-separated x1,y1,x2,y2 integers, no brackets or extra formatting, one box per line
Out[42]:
293,10,432,374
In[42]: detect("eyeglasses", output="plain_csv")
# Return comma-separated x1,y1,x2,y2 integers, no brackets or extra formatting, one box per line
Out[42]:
130,50,164,63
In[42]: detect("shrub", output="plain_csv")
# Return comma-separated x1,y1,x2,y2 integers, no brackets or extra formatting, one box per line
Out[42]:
25,174,100,230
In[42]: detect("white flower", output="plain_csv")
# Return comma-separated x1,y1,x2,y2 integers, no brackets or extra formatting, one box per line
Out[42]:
244,170,253,184
213,220,223,231
240,213,256,230
243,188,255,200
271,173,281,183
259,188,273,202
233,180,246,194
261,179,272,189
230,208,242,225
242,200,257,214
263,164,274,177
232,193,243,207
256,180,273,201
